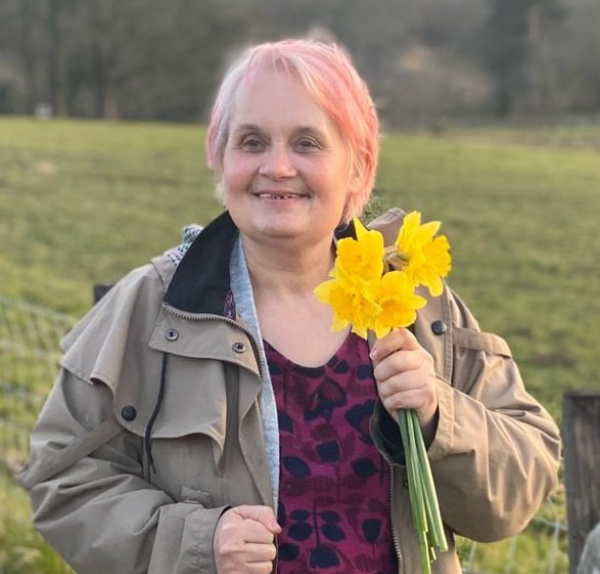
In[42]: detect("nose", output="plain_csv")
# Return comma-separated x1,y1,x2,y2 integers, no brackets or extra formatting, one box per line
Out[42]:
258,144,296,179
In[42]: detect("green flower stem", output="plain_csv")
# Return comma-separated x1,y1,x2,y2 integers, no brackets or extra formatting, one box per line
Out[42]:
406,410,427,529
397,409,448,573
397,409,429,572
412,409,448,552
405,410,431,571
399,411,424,530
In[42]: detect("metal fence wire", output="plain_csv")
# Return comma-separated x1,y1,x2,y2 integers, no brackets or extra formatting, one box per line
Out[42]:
0,295,76,574
0,294,568,574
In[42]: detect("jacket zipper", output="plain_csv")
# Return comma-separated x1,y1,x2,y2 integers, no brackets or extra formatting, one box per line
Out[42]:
391,468,403,574
273,534,279,574
163,302,251,331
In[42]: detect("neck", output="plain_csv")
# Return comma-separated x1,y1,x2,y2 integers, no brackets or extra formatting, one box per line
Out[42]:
242,233,346,366
242,235,334,297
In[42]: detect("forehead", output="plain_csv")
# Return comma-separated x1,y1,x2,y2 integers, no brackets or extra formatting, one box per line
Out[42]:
230,68,336,134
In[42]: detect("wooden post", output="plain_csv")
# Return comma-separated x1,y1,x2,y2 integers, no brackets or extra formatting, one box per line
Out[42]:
93,284,113,304
563,391,600,574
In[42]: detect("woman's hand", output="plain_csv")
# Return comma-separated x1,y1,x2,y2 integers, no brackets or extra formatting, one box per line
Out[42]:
370,328,439,431
214,505,281,574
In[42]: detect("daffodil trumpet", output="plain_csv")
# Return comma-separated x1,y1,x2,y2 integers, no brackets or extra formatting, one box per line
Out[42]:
314,211,451,572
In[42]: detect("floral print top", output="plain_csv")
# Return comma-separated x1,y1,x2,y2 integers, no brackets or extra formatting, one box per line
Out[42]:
265,333,397,574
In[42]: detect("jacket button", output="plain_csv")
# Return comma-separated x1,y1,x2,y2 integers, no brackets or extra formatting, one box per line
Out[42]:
232,341,246,354
431,320,447,336
121,405,137,421
165,328,179,341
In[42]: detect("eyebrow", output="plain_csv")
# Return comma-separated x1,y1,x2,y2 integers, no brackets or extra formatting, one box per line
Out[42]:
231,123,327,138
295,126,327,138
231,123,263,135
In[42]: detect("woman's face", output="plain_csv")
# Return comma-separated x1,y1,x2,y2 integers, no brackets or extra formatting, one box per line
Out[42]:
221,68,358,249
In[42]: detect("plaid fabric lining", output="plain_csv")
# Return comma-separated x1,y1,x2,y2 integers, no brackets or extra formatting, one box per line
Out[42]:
163,224,204,267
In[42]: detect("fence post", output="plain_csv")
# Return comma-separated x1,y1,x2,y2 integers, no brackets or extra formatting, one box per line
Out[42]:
93,284,113,304
563,391,600,574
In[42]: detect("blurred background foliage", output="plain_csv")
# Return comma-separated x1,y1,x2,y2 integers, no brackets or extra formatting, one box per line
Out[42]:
0,0,599,128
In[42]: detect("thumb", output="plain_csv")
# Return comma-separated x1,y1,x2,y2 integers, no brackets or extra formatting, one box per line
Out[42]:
235,505,281,534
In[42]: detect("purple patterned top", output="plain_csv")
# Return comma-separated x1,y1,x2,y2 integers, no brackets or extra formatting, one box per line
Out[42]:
265,334,397,574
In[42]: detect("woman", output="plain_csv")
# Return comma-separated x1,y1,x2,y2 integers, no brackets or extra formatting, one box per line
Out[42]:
18,39,561,574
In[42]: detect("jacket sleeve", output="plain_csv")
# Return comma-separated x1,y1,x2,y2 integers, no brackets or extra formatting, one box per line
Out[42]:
21,366,225,574
372,288,561,543
431,291,561,541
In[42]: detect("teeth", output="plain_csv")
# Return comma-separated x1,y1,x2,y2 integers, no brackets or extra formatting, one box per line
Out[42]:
259,193,299,199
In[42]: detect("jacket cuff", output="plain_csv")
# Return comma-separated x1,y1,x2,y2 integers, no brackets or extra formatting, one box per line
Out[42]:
150,503,227,574
370,401,406,465
427,376,455,461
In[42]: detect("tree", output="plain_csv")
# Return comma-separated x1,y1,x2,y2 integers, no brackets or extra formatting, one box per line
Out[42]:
482,0,565,116
0,0,40,114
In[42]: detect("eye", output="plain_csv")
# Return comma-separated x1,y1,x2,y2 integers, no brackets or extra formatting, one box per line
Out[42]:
239,134,266,152
295,137,321,152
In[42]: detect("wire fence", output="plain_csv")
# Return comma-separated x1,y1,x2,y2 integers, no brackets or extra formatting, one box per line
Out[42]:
0,294,569,574
0,295,76,574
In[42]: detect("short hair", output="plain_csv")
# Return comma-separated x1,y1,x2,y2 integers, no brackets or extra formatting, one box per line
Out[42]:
206,39,379,222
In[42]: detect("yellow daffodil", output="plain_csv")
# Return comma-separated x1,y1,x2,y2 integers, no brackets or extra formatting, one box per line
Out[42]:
313,262,382,339
370,271,427,338
314,218,388,337
336,217,385,280
315,212,451,338
393,211,451,297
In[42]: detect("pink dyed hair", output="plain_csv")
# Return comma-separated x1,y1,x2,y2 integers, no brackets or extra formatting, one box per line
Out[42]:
206,39,379,221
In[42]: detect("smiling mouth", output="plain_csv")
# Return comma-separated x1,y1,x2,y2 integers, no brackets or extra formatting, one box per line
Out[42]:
256,192,307,199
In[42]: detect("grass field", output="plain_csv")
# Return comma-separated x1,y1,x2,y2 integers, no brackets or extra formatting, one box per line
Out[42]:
0,116,598,573
2,116,600,419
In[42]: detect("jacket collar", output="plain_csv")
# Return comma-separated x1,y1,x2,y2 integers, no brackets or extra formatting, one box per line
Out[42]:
163,210,358,315
163,211,238,314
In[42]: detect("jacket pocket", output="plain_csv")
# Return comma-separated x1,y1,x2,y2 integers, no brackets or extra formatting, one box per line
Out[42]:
453,326,511,358
450,326,513,396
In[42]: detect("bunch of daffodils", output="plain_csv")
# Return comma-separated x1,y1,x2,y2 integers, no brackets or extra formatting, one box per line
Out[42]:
314,211,451,572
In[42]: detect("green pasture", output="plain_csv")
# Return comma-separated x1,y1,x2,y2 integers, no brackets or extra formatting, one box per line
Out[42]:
3,116,600,420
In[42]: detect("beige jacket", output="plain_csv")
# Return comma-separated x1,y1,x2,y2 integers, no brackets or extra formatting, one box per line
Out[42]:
17,209,561,574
